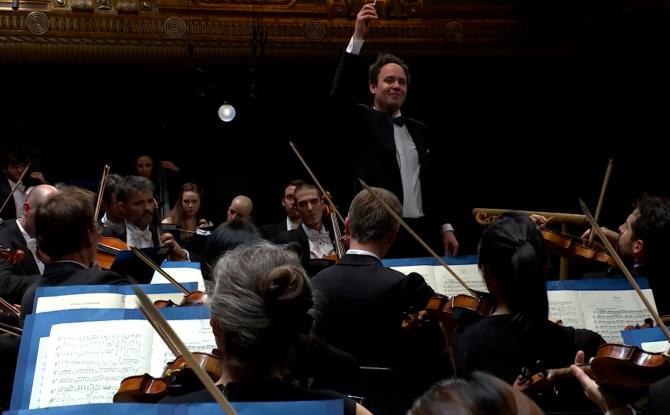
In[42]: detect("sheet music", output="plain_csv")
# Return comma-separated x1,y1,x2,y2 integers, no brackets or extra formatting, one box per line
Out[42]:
29,337,50,409
148,319,217,377
433,264,487,297
35,293,125,313
36,320,153,408
547,291,585,328
151,267,205,291
580,289,657,343
390,265,435,289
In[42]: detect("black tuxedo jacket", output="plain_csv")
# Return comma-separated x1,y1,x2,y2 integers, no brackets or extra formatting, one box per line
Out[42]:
101,222,162,247
20,261,130,321
311,254,436,368
331,51,447,226
0,219,40,304
273,223,336,276
260,221,288,242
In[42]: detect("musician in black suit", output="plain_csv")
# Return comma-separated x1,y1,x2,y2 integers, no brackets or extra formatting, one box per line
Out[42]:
0,148,47,221
331,3,457,258
259,179,305,241
312,187,449,408
0,184,58,305
103,175,188,261
21,187,130,320
274,183,336,275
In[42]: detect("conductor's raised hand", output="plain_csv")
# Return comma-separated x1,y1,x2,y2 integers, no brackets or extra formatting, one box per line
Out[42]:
353,2,378,40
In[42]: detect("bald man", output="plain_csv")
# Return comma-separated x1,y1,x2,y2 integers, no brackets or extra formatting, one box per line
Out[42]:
227,195,253,223
0,184,58,304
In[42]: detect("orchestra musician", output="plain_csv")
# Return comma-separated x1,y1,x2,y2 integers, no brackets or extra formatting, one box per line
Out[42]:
159,241,371,415
312,187,449,412
0,184,58,305
0,147,48,221
99,173,125,235
452,213,604,411
259,179,305,241
273,183,336,274
103,176,189,261
409,371,543,415
330,2,457,258
581,195,670,316
161,182,213,261
20,186,131,321
226,195,253,223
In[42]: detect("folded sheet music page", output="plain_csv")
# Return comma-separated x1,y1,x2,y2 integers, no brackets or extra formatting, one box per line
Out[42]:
34,292,188,313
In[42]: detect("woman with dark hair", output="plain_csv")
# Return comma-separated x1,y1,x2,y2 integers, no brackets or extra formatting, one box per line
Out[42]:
452,213,604,409
199,220,262,282
409,371,543,415
161,241,369,415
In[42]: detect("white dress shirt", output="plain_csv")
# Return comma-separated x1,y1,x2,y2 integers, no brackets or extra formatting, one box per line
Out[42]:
126,222,154,249
302,223,334,259
17,220,44,274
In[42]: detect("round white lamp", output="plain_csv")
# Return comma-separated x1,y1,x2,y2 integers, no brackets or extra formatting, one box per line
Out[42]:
218,103,236,122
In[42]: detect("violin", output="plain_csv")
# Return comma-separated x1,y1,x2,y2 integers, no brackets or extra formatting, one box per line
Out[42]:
402,293,495,330
113,350,223,403
96,236,129,269
113,373,169,403
322,191,346,262
518,343,670,397
0,245,25,265
541,228,617,268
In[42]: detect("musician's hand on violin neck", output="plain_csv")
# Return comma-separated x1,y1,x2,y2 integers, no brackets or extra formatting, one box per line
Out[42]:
29,171,47,184
569,350,625,413
529,214,551,227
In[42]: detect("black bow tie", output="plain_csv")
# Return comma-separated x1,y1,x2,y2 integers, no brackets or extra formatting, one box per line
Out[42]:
392,116,405,127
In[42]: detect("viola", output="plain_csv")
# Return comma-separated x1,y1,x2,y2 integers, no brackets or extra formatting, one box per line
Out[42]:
163,350,222,387
541,228,617,268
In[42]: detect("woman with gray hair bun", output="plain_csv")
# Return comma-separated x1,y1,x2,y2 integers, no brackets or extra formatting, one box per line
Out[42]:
161,241,371,415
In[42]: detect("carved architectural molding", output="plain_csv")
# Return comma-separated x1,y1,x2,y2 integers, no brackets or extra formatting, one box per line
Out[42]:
0,0,668,63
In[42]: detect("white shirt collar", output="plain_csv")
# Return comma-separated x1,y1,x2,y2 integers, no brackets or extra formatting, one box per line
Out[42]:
346,249,381,261
286,216,301,231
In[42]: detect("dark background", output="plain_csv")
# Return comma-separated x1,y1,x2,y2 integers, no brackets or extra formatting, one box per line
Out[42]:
1,47,668,256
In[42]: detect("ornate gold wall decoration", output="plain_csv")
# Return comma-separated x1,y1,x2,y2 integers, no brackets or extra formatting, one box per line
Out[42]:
164,16,186,38
26,11,50,34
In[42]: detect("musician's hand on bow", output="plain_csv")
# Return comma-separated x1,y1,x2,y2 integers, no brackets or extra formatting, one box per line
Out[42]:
354,2,378,40
159,160,180,173
30,171,47,184
442,231,459,257
198,219,213,229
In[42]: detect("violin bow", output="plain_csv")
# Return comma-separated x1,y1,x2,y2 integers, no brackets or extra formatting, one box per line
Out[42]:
588,159,613,246
133,287,237,415
131,247,191,296
0,297,20,317
358,178,477,297
0,162,31,216
579,199,670,342
93,165,110,223
288,141,345,224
